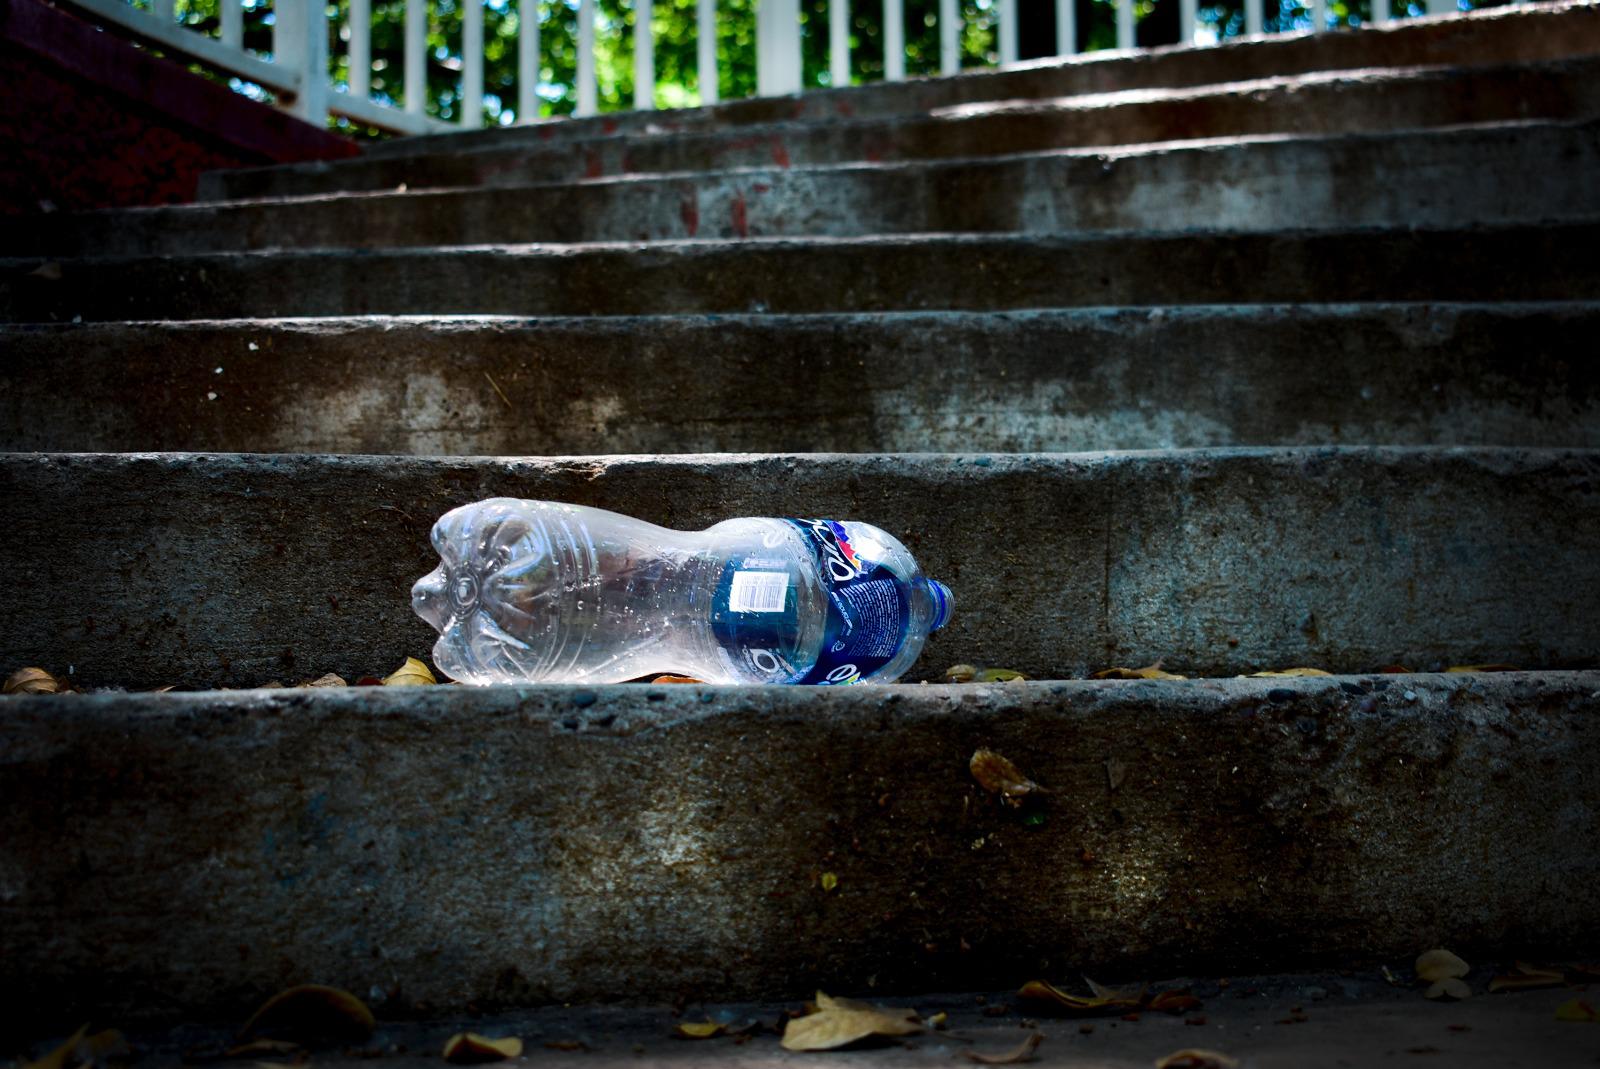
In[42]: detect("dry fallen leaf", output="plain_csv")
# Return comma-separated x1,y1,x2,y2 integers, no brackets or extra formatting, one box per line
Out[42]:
297,674,348,689
1425,978,1471,1001
237,984,375,1045
1155,1050,1240,1069
1556,997,1599,1022
944,664,978,683
383,657,437,686
820,871,839,893
1085,978,1144,1003
928,1012,948,1030
1416,949,1470,983
23,1025,87,1069
1017,980,1140,1016
1148,990,1204,1014
543,1040,588,1051
1488,962,1565,993
970,749,1048,807
780,991,922,1051
1445,664,1518,673
976,668,1028,682
651,674,704,684
1247,668,1332,677
223,1039,305,1060
4,667,65,695
20,1027,130,1069
672,1022,727,1039
963,1032,1042,1064
1092,662,1186,680
442,1033,523,1062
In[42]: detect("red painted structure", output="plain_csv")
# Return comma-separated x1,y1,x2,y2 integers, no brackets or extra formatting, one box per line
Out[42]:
0,0,359,213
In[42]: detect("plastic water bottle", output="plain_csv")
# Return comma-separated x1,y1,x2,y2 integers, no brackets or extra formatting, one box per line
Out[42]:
411,498,954,685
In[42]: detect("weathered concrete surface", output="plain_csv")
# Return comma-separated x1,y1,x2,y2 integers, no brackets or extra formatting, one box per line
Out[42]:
6,222,1599,322
197,58,1600,199
1,675,1595,1028
18,121,1600,256
344,0,1600,160
4,305,1600,454
0,449,1596,689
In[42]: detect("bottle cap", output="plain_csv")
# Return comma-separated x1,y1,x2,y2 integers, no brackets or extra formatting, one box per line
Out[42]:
927,579,954,631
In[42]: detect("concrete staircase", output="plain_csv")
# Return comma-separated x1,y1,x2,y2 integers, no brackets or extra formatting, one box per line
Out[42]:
2,0,1599,1037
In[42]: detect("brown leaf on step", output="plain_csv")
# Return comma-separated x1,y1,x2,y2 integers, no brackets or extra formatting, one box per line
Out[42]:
223,1039,305,1060
651,674,703,684
1155,1050,1239,1069
5,667,65,695
1247,668,1331,678
1488,963,1565,993
28,262,63,281
297,673,347,689
1424,978,1471,1001
928,1012,948,1030
1555,997,1599,1023
237,984,375,1045
671,1022,727,1039
1148,990,1204,1014
23,1025,87,1069
1445,664,1518,673
943,664,978,683
442,1033,523,1062
780,991,922,1051
1377,665,1412,674
975,668,1028,683
1092,662,1186,680
383,657,436,686
962,1032,1042,1064
970,749,1048,806
543,1039,589,1051
1017,980,1140,1016
1415,949,1469,983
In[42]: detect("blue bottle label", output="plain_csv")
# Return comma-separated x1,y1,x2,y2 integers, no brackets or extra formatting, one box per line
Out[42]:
709,519,911,684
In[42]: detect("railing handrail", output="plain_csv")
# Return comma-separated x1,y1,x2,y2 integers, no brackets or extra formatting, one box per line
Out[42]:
60,0,1466,138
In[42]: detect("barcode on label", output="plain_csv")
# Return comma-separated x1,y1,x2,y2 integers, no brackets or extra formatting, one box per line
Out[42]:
729,570,788,613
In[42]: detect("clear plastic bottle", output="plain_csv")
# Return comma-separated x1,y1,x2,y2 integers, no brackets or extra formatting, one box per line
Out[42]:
411,498,953,685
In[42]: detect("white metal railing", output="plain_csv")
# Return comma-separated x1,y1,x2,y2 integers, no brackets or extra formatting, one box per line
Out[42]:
65,0,1467,136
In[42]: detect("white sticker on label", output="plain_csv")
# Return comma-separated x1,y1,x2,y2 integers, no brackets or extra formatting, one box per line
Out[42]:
729,570,788,613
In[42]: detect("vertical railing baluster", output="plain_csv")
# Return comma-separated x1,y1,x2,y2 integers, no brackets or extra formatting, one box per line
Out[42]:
634,0,655,109
1055,0,1074,54
883,0,904,80
1244,0,1262,34
221,0,243,47
577,0,597,116
698,0,718,103
1309,0,1326,29
939,0,957,73
349,0,371,96
519,0,539,121
1178,0,1195,40
1370,0,1390,20
831,0,850,85
405,0,426,114
1115,0,1132,48
462,0,483,126
998,0,1016,65
276,0,328,125
1424,0,1451,13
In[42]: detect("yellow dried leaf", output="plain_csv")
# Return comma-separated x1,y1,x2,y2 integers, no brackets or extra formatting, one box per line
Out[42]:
780,991,921,1051
963,1032,1042,1064
237,984,375,1045
1017,980,1140,1016
820,871,838,893
975,668,1028,683
1092,662,1186,680
1556,997,1599,1022
970,749,1047,806
442,1033,523,1062
1155,1050,1240,1069
1488,964,1564,993
1445,664,1518,673
383,657,437,686
651,674,704,684
297,673,347,689
22,1025,87,1069
1247,668,1332,677
928,1012,948,1030
671,1022,727,1039
943,664,978,683
1424,978,1471,1001
1148,990,1203,1014
1415,949,1469,983
4,667,65,695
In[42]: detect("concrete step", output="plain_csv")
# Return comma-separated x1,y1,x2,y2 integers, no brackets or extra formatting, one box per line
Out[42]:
4,304,1598,455
2,673,1596,1024
1,448,1595,690
341,0,1600,161
197,57,1600,201
17,120,1600,257
5,221,1597,321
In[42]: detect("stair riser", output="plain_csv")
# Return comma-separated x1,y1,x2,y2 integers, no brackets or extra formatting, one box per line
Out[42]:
4,305,1599,454
3,675,1595,1026
6,224,1598,321
26,124,1600,256
352,1,1600,160
1,449,1596,690
198,60,1600,199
